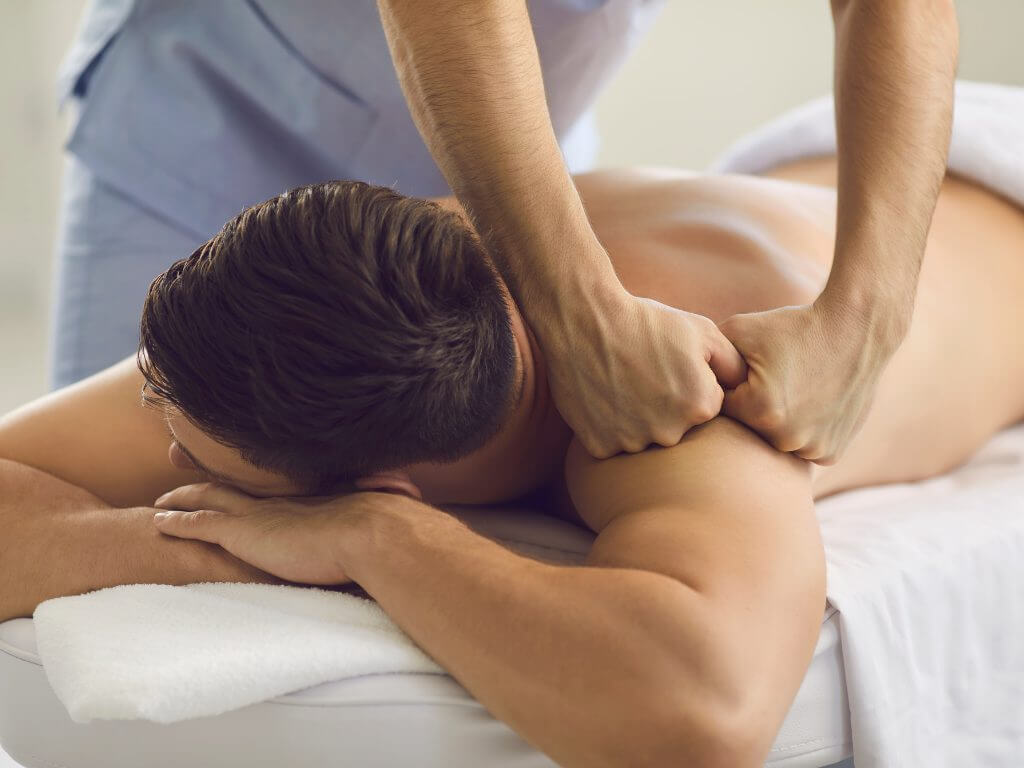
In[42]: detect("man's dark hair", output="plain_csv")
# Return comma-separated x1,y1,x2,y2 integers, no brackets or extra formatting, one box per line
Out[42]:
139,181,518,492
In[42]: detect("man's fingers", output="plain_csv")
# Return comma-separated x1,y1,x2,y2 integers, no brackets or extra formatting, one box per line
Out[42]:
155,482,246,513
153,508,226,545
704,324,748,390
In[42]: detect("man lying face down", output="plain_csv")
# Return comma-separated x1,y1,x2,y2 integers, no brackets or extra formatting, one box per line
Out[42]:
141,182,531,503
5,161,1024,767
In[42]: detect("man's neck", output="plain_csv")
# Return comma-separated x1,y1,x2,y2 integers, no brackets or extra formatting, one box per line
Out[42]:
405,304,571,505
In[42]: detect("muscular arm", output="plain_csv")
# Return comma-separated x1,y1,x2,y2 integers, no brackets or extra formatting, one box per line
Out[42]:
376,0,610,312
329,418,825,767
714,2,957,464
825,0,957,328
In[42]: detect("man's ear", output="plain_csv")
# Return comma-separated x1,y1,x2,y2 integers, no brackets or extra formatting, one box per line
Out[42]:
354,470,423,500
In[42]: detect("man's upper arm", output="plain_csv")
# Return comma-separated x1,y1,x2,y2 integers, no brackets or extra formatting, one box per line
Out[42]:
0,357,202,508
565,416,826,750
565,416,821,592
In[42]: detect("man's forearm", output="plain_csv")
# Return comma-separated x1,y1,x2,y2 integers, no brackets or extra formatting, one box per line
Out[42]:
826,0,958,334
375,0,618,315
340,496,752,768
0,461,279,623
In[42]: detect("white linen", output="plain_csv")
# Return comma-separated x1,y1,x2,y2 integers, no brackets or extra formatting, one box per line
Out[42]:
814,429,1024,767
715,81,1024,767
712,80,1024,210
32,581,443,724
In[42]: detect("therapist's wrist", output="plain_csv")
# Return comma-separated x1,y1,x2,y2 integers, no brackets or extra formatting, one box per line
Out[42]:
515,239,628,348
814,280,911,357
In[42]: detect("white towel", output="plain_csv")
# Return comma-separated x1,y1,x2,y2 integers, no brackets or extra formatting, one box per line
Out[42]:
32,582,444,724
712,80,1024,210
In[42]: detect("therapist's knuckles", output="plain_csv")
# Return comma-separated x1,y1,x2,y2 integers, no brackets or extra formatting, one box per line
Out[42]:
691,383,725,425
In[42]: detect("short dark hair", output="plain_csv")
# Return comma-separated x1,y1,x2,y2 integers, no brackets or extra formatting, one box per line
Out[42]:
139,181,518,492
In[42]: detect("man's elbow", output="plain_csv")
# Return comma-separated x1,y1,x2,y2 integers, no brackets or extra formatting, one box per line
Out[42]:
642,701,766,768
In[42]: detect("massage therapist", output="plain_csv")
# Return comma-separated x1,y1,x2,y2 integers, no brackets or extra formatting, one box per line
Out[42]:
54,0,957,462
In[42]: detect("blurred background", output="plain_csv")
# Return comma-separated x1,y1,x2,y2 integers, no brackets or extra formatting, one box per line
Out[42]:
1,0,1022,417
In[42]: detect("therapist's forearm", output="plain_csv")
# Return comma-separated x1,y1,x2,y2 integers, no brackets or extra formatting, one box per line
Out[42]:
825,0,957,338
375,0,618,316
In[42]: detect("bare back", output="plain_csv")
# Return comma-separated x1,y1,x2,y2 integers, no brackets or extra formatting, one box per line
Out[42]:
573,162,1024,497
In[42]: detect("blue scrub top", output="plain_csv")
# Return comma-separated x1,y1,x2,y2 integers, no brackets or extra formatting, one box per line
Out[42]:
59,0,664,240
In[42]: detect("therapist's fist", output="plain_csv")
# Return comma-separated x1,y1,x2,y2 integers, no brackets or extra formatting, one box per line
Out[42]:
545,292,747,459
718,301,898,464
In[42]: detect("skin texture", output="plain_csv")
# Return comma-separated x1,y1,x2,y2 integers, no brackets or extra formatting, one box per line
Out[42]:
3,160,1024,766
375,0,957,462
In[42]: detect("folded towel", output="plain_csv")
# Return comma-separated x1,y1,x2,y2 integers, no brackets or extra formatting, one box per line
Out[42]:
32,582,444,724
712,80,1024,209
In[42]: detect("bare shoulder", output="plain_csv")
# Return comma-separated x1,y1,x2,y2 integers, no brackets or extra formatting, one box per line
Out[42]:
0,357,202,508
562,416,819,593
564,417,811,532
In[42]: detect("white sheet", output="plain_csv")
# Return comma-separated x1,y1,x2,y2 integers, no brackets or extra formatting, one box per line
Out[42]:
815,428,1024,766
715,79,1024,767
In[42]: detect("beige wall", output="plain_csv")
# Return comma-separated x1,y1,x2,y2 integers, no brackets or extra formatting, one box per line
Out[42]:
596,1,1024,169
1,1,1022,413
0,0,86,415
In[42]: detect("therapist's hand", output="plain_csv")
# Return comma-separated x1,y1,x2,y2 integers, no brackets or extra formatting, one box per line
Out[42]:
718,297,904,465
545,291,747,458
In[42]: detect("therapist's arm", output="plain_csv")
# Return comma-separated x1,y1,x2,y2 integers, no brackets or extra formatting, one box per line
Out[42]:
375,0,746,459
721,0,958,463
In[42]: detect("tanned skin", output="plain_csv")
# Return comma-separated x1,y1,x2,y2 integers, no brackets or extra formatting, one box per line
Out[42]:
2,158,1023,767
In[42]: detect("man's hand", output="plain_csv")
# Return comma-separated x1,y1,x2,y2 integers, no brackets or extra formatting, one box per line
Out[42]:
153,484,448,586
154,483,364,584
548,291,747,459
718,298,904,464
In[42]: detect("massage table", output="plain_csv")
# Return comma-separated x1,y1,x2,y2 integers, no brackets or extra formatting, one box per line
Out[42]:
0,527,850,768
2,422,1022,767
